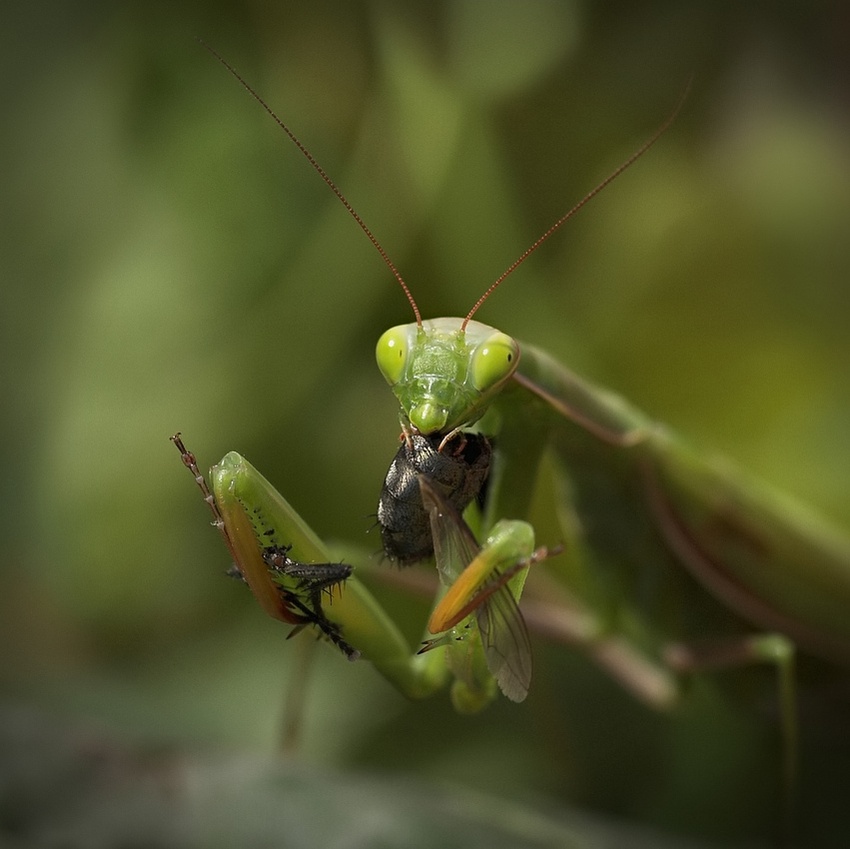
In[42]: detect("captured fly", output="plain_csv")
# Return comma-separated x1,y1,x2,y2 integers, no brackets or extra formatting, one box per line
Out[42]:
377,431,491,565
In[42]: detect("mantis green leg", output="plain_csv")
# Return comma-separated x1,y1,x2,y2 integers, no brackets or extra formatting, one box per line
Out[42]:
511,342,850,656
493,343,848,818
172,436,446,699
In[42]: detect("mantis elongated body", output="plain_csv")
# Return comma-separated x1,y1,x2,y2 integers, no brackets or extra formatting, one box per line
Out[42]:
176,46,850,833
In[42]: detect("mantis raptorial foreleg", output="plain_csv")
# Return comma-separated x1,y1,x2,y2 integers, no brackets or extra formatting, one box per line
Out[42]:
172,433,564,711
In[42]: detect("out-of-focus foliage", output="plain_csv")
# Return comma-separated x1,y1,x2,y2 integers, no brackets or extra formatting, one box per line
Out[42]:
3,705,725,849
2,2,849,847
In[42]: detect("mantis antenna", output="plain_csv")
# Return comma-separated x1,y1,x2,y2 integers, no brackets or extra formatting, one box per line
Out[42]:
462,79,692,330
199,38,688,332
197,38,422,326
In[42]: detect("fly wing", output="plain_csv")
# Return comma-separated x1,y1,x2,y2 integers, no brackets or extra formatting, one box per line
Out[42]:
477,580,532,703
418,474,479,587
420,472,533,701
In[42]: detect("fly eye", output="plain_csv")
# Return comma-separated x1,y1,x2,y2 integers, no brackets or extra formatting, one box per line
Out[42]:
469,332,519,391
376,325,413,386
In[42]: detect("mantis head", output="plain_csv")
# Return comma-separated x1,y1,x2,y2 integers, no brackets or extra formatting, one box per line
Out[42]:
376,318,520,434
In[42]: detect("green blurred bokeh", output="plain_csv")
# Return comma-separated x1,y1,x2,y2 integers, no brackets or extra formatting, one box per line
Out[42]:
3,1,850,845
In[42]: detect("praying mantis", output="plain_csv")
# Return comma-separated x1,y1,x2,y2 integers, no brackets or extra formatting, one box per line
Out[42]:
174,44,850,793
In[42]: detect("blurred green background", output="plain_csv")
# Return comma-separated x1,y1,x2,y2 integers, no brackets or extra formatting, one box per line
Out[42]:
3,1,850,846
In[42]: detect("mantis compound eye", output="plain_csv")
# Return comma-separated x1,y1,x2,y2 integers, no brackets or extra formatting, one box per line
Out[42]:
375,324,415,386
469,331,519,392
